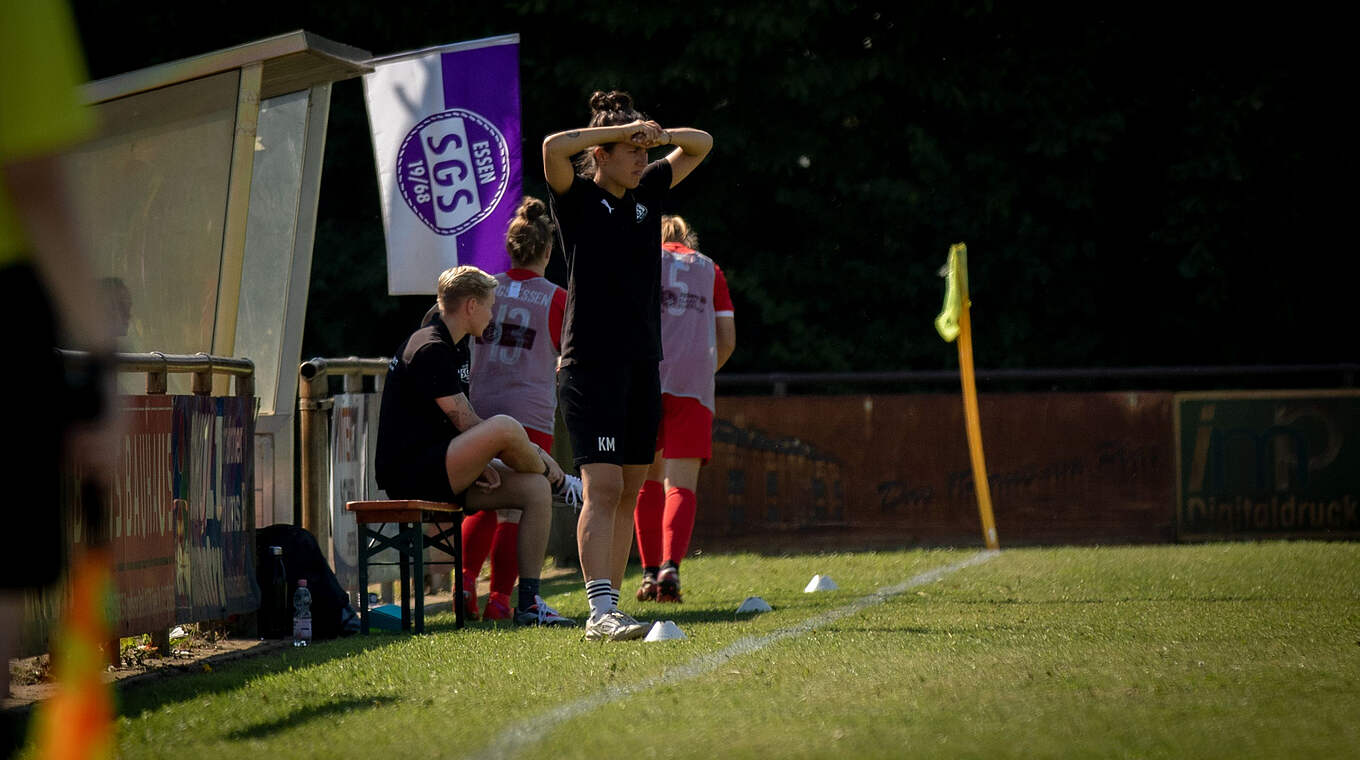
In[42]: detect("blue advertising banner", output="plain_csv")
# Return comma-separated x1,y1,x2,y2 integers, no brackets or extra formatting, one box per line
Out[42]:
21,395,256,656
364,35,520,294
171,396,258,622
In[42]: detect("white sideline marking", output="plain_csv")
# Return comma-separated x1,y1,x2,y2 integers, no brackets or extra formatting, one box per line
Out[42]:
476,550,999,760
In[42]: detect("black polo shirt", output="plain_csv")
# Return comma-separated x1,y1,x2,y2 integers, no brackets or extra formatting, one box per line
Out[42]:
553,160,672,366
374,319,472,492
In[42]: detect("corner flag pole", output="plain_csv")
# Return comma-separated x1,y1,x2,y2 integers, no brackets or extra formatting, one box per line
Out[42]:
935,244,1000,550
30,482,116,760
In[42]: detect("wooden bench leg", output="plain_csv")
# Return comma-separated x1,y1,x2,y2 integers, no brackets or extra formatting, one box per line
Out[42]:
399,522,412,632
422,517,466,631
453,513,464,630
358,525,371,635
413,520,425,634
348,505,467,636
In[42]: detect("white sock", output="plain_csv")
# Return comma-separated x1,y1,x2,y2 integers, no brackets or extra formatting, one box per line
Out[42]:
610,587,620,610
586,578,612,619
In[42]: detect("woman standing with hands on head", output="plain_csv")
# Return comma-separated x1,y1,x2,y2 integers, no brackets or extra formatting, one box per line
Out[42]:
543,90,712,642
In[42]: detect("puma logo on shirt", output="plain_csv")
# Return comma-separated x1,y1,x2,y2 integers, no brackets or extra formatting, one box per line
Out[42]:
601,198,614,214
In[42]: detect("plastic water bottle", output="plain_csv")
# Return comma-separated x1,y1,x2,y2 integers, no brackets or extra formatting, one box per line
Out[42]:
268,546,288,638
292,579,312,647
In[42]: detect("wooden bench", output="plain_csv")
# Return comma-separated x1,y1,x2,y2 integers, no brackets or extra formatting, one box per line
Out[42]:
345,499,465,634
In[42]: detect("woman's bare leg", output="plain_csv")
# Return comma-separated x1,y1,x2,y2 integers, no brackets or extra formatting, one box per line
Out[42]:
578,463,622,584
443,415,551,494
609,464,650,588
465,463,551,581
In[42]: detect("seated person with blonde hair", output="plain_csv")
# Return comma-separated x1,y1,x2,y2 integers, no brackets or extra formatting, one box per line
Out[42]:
375,265,573,626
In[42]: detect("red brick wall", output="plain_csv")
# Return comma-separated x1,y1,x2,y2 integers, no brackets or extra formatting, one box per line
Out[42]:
691,392,1176,552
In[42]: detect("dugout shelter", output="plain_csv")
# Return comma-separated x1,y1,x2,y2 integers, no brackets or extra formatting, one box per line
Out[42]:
67,31,372,529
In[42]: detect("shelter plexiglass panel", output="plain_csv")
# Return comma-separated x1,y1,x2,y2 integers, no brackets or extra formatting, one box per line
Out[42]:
237,89,310,415
65,71,240,395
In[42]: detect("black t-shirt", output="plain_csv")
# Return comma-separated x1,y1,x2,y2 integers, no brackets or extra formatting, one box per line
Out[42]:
374,319,471,489
553,160,672,365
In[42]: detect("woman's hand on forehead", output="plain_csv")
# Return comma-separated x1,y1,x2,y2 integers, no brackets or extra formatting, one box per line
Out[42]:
628,120,666,147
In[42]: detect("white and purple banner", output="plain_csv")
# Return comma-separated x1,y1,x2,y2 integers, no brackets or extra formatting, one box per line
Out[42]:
364,35,520,295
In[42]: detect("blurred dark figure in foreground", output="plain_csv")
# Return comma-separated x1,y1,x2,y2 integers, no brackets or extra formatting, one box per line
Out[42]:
2,1,122,756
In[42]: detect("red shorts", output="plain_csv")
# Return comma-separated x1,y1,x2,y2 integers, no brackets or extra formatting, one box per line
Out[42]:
526,428,553,452
654,394,713,462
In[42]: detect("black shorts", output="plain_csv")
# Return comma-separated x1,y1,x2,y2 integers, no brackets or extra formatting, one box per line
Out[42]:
1,264,66,590
379,438,467,507
558,360,662,467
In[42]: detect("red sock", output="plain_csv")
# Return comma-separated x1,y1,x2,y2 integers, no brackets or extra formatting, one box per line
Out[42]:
461,509,497,591
634,480,665,568
489,520,520,597
663,487,698,564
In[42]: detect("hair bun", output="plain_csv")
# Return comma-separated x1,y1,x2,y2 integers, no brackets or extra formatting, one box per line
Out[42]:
589,90,634,115
519,196,547,221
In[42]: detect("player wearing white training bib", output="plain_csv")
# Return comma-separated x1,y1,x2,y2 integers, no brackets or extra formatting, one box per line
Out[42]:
657,242,730,411
634,216,736,604
472,271,564,439
458,196,576,623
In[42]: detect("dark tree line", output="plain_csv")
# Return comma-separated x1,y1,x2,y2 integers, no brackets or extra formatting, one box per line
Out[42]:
71,2,1352,379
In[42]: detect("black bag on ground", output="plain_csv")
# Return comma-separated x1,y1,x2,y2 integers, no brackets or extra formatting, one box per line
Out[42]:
255,524,359,640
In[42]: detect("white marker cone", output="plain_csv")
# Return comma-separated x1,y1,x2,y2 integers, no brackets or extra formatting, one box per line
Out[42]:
643,620,687,641
804,574,839,592
735,596,773,614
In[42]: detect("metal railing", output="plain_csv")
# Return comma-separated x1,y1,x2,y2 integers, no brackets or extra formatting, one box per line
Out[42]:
298,356,391,395
297,357,391,537
58,349,256,397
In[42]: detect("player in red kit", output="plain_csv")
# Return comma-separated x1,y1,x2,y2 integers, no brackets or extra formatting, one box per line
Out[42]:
633,215,735,602
461,196,580,620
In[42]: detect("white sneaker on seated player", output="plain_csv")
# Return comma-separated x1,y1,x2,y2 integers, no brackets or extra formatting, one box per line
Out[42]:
514,595,575,627
553,473,583,511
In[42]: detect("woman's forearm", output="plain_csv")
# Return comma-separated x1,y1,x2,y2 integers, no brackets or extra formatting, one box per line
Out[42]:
663,127,712,158
543,124,642,162
543,123,651,192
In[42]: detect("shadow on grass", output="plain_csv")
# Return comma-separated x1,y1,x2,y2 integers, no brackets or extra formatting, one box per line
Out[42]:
225,695,388,740
114,633,413,718
626,607,771,627
0,642,401,758
414,603,753,635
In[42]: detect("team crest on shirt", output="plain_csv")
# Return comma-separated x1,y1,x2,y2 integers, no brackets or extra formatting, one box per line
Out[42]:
635,202,648,222
459,362,471,384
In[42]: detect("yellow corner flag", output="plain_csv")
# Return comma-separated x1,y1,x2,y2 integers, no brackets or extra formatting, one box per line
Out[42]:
937,243,999,550
935,243,967,342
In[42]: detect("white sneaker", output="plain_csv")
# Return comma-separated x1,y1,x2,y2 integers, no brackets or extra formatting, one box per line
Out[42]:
613,609,647,629
514,595,575,627
553,473,583,511
583,609,648,641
